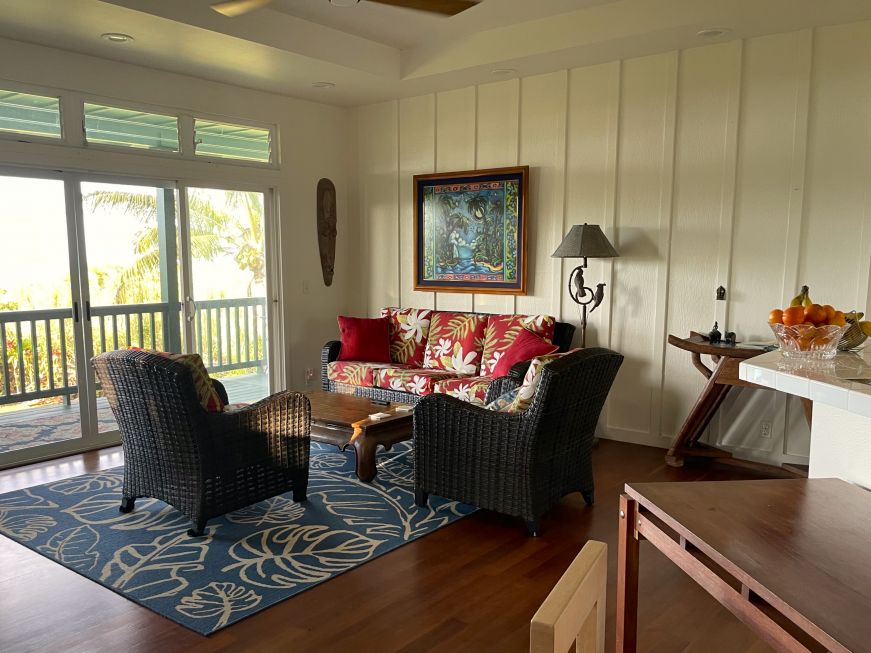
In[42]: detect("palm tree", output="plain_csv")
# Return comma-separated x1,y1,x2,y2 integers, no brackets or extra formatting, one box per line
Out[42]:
84,190,264,302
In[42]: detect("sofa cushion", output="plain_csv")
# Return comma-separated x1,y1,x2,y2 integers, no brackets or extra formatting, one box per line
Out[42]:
376,367,466,396
486,387,521,413
327,361,409,388
337,315,391,363
480,313,556,376
433,375,493,406
423,311,488,374
380,307,433,366
491,328,559,377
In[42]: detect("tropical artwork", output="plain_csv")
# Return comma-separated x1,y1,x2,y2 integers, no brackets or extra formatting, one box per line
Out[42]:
414,166,528,294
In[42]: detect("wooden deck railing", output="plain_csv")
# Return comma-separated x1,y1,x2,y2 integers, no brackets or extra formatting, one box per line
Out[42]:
0,296,266,406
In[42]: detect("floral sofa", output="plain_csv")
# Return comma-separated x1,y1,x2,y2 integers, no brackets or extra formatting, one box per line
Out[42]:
321,308,576,406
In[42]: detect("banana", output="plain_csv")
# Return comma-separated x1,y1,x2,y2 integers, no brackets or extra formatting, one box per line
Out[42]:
790,285,810,308
845,311,865,321
860,321,871,338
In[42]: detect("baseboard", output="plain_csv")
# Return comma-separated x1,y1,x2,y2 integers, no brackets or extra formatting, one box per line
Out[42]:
597,426,672,450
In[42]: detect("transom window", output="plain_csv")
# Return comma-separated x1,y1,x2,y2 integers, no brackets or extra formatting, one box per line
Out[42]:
84,103,179,152
0,89,61,139
194,119,272,163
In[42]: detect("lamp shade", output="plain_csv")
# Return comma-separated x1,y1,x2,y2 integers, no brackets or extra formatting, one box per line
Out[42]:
551,223,619,259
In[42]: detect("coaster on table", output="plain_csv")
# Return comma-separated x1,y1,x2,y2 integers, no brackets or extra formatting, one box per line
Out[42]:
394,405,414,413
368,412,392,420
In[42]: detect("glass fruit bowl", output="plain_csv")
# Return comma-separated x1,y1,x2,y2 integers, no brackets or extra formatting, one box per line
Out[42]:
769,323,849,359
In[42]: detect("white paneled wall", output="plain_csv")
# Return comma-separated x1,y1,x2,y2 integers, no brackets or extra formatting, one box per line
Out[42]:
355,22,871,459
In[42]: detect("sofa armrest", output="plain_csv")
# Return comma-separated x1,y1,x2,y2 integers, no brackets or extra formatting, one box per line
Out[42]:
321,340,342,390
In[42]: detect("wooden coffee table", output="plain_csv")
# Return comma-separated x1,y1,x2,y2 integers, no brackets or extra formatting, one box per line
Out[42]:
305,391,414,482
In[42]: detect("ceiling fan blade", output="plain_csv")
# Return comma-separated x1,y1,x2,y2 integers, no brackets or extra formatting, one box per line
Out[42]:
366,0,479,17
211,0,274,17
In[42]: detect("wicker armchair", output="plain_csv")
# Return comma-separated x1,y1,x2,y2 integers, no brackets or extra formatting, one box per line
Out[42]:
93,349,311,537
413,348,623,536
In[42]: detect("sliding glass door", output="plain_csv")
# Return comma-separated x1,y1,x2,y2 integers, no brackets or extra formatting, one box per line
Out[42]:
0,173,86,458
183,187,270,404
77,181,181,435
0,172,277,468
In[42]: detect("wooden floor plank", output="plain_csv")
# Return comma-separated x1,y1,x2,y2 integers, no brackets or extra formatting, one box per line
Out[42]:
0,439,776,653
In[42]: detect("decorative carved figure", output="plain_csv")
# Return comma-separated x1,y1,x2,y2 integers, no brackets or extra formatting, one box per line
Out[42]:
317,178,337,286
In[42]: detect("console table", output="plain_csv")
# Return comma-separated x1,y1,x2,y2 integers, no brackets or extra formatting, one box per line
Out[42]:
665,332,811,472
617,478,871,652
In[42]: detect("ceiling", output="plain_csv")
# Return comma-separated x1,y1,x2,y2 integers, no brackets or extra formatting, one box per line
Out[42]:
0,0,871,107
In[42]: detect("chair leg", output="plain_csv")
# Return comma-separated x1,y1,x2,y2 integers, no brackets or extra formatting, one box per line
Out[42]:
414,489,429,507
119,497,135,513
187,519,208,537
582,489,595,506
293,473,308,502
526,520,541,537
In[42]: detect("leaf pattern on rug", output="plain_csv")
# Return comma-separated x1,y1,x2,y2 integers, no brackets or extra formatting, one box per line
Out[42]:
37,524,100,571
176,581,261,629
100,529,212,600
48,473,122,496
0,512,56,541
226,495,305,527
63,494,191,531
224,524,381,589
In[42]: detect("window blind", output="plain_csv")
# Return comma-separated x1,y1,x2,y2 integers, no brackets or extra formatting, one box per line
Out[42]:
84,103,179,151
0,89,61,139
194,119,272,163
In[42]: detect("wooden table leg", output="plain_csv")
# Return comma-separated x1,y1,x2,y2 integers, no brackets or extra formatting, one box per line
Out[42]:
351,434,378,482
665,358,733,467
616,494,639,653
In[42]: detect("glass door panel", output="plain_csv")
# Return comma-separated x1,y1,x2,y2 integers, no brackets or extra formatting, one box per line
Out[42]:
79,181,181,434
185,188,269,404
0,175,83,456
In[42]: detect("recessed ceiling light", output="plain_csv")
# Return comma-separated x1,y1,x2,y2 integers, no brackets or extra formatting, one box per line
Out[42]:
696,27,731,39
329,0,360,7
491,68,517,76
101,32,134,43
312,81,336,89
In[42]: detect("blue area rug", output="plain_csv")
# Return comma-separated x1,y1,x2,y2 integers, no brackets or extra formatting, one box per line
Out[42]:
0,442,475,634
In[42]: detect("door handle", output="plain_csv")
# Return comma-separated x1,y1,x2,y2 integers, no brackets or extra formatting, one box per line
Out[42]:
185,297,196,322
85,301,91,321
73,301,80,323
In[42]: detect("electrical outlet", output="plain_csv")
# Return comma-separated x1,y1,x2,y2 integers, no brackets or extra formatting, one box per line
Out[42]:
304,367,314,387
760,421,772,438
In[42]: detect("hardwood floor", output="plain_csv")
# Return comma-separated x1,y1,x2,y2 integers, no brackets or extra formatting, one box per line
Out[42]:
0,440,776,653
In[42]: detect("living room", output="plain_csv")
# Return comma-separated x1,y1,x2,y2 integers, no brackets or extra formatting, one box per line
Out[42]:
1,1,871,651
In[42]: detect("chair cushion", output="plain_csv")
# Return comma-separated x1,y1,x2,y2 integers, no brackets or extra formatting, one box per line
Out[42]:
376,367,466,396
505,349,581,412
423,312,488,374
491,328,559,377
433,375,493,406
480,313,556,376
336,315,391,363
327,361,410,388
129,349,225,413
380,307,433,366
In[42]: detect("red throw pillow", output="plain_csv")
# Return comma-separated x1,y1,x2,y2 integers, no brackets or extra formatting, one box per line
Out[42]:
337,316,392,363
491,328,559,377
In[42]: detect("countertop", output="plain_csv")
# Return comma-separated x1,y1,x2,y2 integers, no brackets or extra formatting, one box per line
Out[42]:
739,346,871,419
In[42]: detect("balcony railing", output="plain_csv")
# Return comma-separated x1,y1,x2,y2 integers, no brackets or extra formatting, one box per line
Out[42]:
0,296,266,406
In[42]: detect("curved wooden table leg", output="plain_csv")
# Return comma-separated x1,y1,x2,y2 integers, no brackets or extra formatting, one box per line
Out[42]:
666,358,733,467
352,435,378,482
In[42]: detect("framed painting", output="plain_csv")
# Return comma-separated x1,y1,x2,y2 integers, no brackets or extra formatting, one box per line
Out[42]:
413,166,528,294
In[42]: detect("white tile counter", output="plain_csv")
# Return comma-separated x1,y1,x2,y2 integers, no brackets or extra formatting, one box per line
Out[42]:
740,348,871,487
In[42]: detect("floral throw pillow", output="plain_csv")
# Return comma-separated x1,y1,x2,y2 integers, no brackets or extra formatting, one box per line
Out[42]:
506,349,581,413
380,307,433,366
485,387,521,412
423,312,488,375
480,314,556,376
129,348,224,412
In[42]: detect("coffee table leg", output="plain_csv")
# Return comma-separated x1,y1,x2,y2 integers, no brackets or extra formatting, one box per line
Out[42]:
617,493,639,653
352,435,378,482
